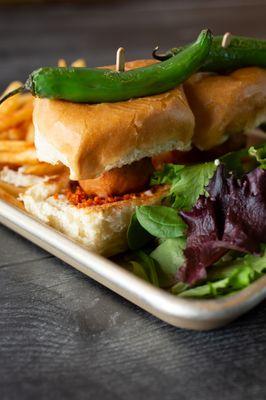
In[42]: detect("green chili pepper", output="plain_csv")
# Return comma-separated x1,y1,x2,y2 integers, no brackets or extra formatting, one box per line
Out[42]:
153,35,266,72
0,29,212,105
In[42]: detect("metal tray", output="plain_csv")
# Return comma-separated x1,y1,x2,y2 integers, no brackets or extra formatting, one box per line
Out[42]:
0,198,265,331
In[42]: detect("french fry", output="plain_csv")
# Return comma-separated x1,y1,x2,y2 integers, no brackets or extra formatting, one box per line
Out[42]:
0,81,23,114
0,82,33,141
0,180,25,196
0,186,24,209
25,123,34,142
19,93,34,104
0,78,68,196
1,81,33,110
0,102,33,132
0,148,38,165
0,131,10,140
23,162,66,176
58,59,67,67
1,81,22,97
0,127,26,141
71,59,86,67
8,126,27,140
0,140,34,152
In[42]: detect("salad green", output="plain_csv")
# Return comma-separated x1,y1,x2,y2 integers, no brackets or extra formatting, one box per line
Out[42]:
151,161,217,210
249,145,266,168
136,205,186,238
126,144,266,298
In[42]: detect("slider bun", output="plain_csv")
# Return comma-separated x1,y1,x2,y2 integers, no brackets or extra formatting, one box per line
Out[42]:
184,67,266,150
21,177,168,257
34,59,195,180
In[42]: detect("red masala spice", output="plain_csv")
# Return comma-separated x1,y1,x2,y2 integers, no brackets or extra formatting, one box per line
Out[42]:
62,184,152,208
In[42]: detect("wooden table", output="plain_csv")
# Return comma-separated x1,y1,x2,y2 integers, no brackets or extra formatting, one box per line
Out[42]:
0,1,265,399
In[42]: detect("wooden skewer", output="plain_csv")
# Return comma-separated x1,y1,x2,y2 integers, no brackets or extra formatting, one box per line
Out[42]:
58,59,67,67
222,32,232,48
116,47,125,72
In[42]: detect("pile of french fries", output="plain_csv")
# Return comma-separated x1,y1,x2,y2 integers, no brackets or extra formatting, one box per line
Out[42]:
0,59,85,209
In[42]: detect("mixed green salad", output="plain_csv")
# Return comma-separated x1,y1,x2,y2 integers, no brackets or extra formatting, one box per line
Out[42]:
124,144,266,298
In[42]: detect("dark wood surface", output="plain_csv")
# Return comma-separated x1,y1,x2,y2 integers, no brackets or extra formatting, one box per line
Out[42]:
0,1,265,399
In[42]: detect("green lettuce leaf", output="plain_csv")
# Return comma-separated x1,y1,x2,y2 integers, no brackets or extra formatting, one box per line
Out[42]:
174,247,266,298
150,238,186,287
151,162,217,210
130,261,150,282
135,250,159,287
171,281,189,295
220,148,248,176
150,164,185,186
150,238,185,275
249,145,266,169
129,239,186,288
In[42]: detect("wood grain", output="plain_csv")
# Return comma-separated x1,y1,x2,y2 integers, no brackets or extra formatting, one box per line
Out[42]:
0,2,265,399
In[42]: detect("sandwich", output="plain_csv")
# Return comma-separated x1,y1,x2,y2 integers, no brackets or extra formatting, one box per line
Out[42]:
21,60,195,257
153,67,266,167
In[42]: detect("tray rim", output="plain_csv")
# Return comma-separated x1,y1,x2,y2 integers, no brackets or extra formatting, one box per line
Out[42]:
0,198,265,331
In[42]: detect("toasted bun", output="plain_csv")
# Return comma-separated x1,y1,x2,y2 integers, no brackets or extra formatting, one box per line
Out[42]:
184,67,266,150
34,59,195,180
21,177,168,257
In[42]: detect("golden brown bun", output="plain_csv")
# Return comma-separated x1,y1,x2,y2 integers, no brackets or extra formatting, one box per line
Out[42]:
34,59,195,180
184,67,266,150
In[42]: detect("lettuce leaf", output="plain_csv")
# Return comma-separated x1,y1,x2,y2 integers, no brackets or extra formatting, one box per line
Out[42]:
131,250,160,287
150,238,185,275
179,165,266,284
249,144,266,169
151,162,217,210
150,238,186,287
174,247,266,298
130,261,150,282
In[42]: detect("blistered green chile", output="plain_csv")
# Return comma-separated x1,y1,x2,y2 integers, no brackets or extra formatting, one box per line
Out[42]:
23,30,212,103
153,35,266,72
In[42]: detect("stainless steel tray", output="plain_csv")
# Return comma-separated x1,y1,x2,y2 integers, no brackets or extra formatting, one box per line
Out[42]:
0,198,265,331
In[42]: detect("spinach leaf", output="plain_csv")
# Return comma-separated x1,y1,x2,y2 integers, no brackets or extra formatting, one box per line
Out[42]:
127,213,153,250
136,205,186,238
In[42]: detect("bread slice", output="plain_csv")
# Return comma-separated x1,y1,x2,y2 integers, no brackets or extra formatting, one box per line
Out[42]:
21,176,168,257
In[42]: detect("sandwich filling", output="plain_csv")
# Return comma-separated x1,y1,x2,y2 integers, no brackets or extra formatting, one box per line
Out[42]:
78,158,154,198
66,157,156,206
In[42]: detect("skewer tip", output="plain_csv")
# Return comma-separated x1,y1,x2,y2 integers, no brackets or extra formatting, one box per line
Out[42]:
116,47,125,72
221,32,232,48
